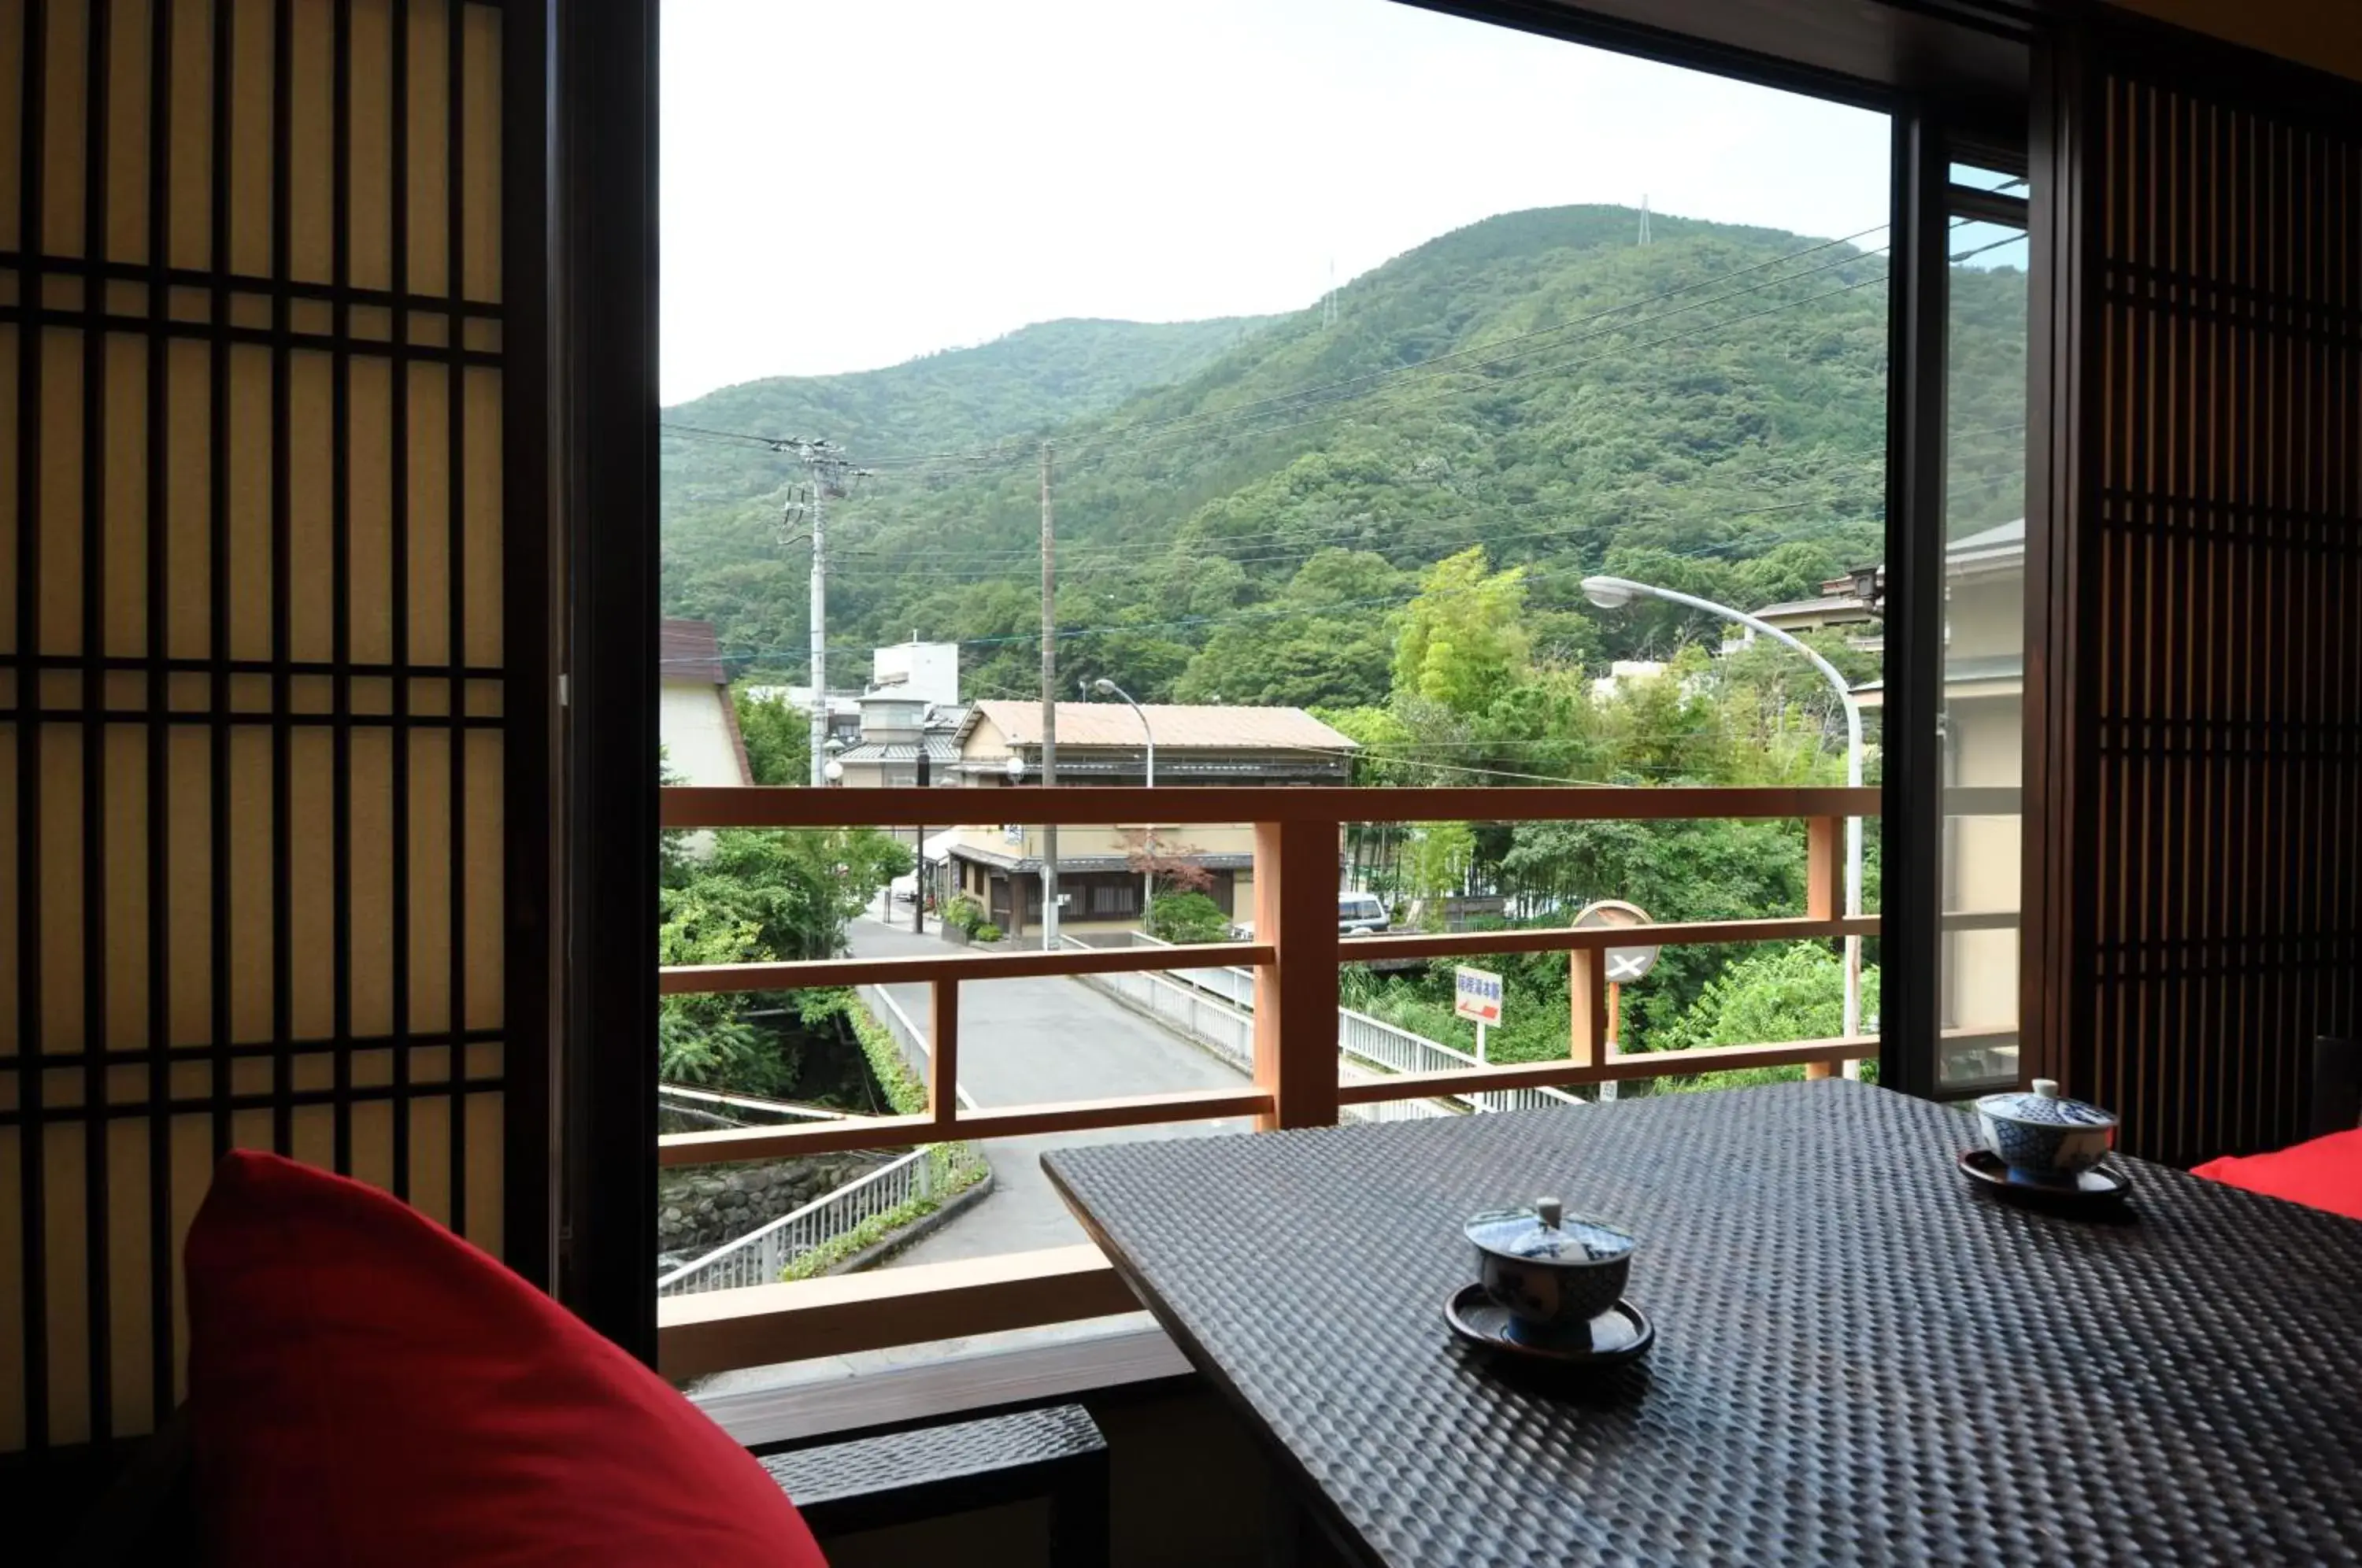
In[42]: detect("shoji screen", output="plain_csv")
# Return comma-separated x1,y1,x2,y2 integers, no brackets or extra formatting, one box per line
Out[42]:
0,0,536,1455
2029,25,2362,1166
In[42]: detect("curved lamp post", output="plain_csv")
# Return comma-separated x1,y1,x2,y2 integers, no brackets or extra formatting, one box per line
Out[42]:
1093,678,1157,924
1580,576,1865,1051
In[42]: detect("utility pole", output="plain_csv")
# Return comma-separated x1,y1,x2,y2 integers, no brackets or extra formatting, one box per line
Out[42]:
779,439,866,786
805,475,827,786
1038,442,1061,949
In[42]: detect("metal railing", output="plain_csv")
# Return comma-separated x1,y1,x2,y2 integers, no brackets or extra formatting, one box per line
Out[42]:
657,1146,935,1296
1127,931,1257,1007
657,1082,850,1130
1118,934,1583,1117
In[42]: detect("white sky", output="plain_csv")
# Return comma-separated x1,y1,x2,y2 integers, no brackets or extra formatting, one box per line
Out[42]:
660,0,1891,405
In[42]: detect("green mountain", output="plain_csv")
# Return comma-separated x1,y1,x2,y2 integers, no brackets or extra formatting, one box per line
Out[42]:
662,316,1275,523
661,204,2025,708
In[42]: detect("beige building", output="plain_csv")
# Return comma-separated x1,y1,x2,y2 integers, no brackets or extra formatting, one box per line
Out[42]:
936,701,1357,937
657,619,753,787
1852,520,2025,1079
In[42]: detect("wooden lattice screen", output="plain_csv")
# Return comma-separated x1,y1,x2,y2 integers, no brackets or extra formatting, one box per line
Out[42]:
0,0,535,1455
2031,28,2362,1167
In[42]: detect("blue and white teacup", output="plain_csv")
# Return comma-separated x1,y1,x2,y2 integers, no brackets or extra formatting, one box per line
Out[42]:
1975,1079,2117,1182
1464,1199,1635,1345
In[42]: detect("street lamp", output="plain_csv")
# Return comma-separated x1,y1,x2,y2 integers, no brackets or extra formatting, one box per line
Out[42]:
1581,575,1867,1054
822,736,845,786
1093,678,1157,926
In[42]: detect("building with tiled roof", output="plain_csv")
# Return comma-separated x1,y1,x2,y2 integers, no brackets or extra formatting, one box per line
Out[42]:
924,701,1355,937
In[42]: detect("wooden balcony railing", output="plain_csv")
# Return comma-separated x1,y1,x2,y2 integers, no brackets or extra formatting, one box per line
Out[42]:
656,783,1881,1378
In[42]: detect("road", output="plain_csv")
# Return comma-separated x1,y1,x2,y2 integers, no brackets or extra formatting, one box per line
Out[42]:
848,914,1254,1267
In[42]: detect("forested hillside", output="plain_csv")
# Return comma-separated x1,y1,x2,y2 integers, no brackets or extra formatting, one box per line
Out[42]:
662,202,2023,715
661,316,1272,525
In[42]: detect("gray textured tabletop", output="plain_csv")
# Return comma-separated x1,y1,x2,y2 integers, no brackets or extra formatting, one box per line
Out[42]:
1042,1080,2362,1566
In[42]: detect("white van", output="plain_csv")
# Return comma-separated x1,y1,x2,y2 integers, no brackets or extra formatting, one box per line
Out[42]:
1338,893,1390,937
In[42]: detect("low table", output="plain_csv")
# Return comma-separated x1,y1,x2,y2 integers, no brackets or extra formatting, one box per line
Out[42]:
1044,1080,2362,1566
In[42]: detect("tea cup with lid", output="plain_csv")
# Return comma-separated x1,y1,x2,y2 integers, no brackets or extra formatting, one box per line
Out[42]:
1974,1078,2117,1182
1462,1198,1635,1344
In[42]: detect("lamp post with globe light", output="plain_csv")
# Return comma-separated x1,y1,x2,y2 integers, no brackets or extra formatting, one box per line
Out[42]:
1580,575,1866,1053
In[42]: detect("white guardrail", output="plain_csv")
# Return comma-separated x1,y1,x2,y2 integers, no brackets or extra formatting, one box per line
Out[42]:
1074,934,1582,1119
657,1147,935,1296
862,983,982,1112
657,988,983,1296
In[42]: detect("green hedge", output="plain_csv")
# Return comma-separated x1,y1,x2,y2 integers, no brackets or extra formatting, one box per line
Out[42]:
776,995,987,1281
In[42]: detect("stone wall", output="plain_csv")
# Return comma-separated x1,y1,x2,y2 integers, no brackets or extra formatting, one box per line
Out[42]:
657,1152,883,1263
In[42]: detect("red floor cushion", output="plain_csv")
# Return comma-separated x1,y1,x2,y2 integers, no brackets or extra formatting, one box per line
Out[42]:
186,1149,827,1566
2191,1126,2362,1222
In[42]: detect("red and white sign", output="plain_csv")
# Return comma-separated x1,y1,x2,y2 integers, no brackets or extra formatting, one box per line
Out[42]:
1454,965,1505,1026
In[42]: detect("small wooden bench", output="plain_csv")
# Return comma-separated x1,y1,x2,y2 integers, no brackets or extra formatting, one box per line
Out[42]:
758,1403,1109,1565
58,1402,1110,1566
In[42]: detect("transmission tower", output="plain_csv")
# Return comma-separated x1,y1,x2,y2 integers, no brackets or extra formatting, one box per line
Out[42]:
1638,195,1652,247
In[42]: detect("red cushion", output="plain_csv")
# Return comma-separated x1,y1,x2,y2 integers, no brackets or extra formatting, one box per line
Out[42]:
186,1150,827,1566
2191,1126,2362,1221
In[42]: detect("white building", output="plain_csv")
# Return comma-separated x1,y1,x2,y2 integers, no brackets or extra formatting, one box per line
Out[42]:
870,639,961,708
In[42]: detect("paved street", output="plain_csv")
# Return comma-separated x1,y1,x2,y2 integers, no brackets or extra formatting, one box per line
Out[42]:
848,914,1253,1267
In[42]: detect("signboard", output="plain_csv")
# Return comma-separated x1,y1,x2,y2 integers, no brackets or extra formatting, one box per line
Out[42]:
1573,900,1657,982
1454,965,1505,1026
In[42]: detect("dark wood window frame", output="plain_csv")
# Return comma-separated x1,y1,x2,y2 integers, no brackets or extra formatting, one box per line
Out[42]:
550,0,2038,1363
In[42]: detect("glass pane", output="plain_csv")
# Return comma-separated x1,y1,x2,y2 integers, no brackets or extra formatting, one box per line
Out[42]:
658,0,1895,1348
1948,162,2027,196
1937,222,2027,1089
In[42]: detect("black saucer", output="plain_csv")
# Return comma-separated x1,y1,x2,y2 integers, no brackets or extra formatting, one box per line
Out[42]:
1958,1148,2132,1209
1445,1284,1654,1366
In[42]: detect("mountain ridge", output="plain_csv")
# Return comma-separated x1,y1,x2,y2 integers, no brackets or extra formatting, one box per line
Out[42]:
660,202,2025,708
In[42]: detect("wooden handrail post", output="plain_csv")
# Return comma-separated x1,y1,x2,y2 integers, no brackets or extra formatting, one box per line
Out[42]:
1805,815,1844,921
930,977,961,1116
1252,816,1341,1130
1804,814,1844,1079
1570,948,1608,1067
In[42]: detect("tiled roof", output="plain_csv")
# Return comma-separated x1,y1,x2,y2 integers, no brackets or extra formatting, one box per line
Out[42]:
944,844,1255,875
965,701,1357,752
659,619,728,685
836,738,963,764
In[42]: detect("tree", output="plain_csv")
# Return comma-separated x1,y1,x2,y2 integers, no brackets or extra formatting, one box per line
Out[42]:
1404,821,1478,925
1494,815,1808,1048
734,686,810,786
1175,550,1404,708
656,824,913,1092
1120,828,1213,897
1391,548,1530,715
1651,941,1882,1052
1147,890,1232,944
